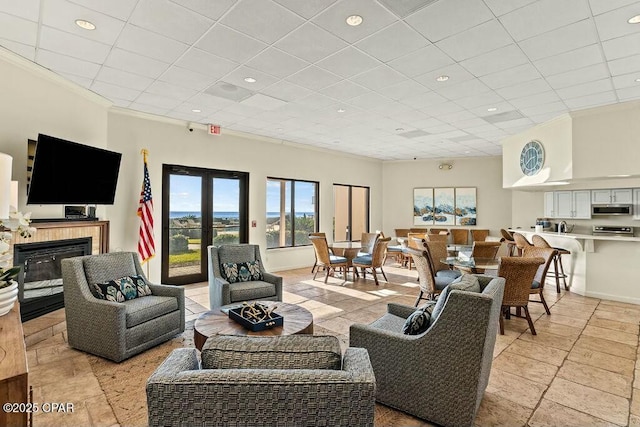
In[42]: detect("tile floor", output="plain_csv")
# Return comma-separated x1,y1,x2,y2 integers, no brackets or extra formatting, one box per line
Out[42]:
22,262,640,426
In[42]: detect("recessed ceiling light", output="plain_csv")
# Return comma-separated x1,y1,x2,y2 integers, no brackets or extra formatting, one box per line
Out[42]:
277,128,284,131
636,78,640,82
75,19,96,30
628,14,640,24
243,77,257,83
487,107,498,112
465,151,471,154
337,108,346,113
191,109,201,113
435,75,449,82
346,15,363,26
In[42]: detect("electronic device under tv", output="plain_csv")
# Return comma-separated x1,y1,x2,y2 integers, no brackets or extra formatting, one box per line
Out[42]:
27,134,122,205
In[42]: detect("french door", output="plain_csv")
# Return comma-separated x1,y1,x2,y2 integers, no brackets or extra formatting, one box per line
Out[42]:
161,165,249,284
333,184,370,242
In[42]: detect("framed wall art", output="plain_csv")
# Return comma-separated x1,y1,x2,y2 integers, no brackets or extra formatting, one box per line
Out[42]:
434,188,455,226
413,187,477,225
413,188,433,225
454,187,477,225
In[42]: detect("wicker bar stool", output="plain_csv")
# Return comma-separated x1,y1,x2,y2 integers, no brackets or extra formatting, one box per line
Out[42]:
512,232,533,256
532,235,570,293
500,229,517,256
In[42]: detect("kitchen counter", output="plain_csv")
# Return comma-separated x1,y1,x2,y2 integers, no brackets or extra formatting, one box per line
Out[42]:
509,229,640,305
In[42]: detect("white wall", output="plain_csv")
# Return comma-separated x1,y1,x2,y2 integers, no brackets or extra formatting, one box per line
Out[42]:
381,156,512,238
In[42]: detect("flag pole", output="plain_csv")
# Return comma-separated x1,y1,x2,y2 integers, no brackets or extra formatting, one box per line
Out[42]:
139,148,152,279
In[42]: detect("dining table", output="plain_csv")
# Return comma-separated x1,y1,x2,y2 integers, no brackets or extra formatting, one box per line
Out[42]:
440,256,500,273
328,242,362,280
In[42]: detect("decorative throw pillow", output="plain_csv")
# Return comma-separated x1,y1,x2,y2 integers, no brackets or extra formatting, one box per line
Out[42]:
92,275,152,302
403,301,437,335
221,260,264,283
430,274,481,323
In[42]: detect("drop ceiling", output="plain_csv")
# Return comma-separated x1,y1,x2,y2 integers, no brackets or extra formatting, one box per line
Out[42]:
1,0,639,160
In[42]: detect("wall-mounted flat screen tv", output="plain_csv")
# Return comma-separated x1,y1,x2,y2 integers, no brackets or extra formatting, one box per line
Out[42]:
26,134,122,205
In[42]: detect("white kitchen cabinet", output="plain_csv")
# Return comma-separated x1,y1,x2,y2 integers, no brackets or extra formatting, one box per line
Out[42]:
543,191,555,218
634,189,640,220
554,190,591,219
591,188,633,204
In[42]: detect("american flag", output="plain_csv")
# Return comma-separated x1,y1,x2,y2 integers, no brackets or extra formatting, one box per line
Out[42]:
137,154,155,263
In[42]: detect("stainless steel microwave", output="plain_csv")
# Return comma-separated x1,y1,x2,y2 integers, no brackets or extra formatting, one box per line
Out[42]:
591,204,633,216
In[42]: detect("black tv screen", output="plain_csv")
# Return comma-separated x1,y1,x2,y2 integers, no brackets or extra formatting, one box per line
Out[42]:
27,134,122,205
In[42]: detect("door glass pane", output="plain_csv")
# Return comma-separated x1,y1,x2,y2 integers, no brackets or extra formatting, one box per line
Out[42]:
334,185,349,242
212,177,240,246
168,174,202,278
351,187,368,240
294,181,315,246
266,179,291,248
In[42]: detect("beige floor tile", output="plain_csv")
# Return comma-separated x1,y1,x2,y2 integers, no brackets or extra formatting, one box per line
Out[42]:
631,414,640,427
557,359,632,398
560,292,601,305
544,377,629,425
569,346,635,376
492,352,558,385
315,316,353,335
39,372,104,403
474,391,533,427
506,338,568,366
518,330,578,351
589,317,640,335
486,368,548,408
599,300,640,312
574,335,637,360
34,405,93,427
85,394,118,426
593,308,640,325
543,312,589,328
632,388,640,416
529,399,620,427
549,305,594,320
532,319,583,338
582,325,639,346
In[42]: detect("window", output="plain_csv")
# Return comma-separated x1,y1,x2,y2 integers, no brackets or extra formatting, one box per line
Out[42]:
266,178,319,248
333,184,370,242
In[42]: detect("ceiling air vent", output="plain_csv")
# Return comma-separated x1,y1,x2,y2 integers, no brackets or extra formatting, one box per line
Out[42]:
378,0,441,18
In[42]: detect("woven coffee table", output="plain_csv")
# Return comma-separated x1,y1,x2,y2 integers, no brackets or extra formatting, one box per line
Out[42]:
193,301,314,351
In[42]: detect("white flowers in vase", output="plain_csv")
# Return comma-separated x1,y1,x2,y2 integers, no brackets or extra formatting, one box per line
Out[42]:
0,211,35,289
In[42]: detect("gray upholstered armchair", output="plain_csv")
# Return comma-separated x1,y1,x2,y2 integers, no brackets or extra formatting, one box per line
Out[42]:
208,244,282,309
146,335,376,427
349,275,505,427
61,252,185,362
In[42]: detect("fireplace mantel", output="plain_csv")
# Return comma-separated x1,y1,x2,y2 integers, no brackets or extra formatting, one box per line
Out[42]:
9,220,109,256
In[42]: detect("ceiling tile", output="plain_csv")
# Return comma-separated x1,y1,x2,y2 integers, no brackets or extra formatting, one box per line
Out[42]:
272,0,337,19
518,101,568,116
59,72,93,88
355,21,429,62
437,78,492,100
518,19,599,61
275,22,347,63
602,32,640,61
534,44,604,76
499,0,590,41
196,25,267,63
105,48,171,79
41,0,126,45
350,65,405,90
39,26,111,63
482,0,536,17
240,93,288,110
594,3,640,41
316,46,379,78
435,19,512,62
413,63,475,90
96,66,154,90
419,101,465,116
509,91,562,109
455,92,507,110
616,85,640,100
348,92,393,109
294,93,337,109
377,80,429,101
608,54,640,75
160,66,217,91
387,45,454,77
36,49,101,78
0,13,37,45
221,66,279,91
319,80,369,101
168,0,238,20
378,0,438,18
546,63,611,89
175,48,238,79
564,91,617,109
312,0,397,43
261,80,313,102
221,0,303,44
189,92,236,109
0,0,39,21
496,78,553,100
116,24,188,63
460,44,529,77
0,39,35,60
555,78,613,99
129,0,213,44
128,102,170,116
285,65,342,91
145,80,198,99
480,63,542,90
405,0,492,42
612,72,640,89
245,47,308,79
68,0,137,20
589,0,639,16
91,80,141,101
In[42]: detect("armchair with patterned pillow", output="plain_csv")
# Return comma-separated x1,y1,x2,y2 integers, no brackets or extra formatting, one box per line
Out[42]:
208,244,282,309
61,252,185,363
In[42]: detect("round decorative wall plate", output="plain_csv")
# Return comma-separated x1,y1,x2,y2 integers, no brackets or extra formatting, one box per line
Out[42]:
520,140,544,176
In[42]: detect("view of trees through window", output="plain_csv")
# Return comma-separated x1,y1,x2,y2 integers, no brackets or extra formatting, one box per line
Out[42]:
266,178,318,249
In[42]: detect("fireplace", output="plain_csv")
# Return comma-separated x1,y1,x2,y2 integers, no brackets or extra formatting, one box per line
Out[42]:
14,237,92,322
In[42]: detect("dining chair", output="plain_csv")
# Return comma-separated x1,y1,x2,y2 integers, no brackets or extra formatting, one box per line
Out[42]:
409,228,427,233
497,257,545,335
500,229,517,256
404,232,427,269
512,232,533,256
309,235,351,284
352,237,391,286
405,247,453,306
531,234,570,293
469,241,502,274
451,228,469,245
522,245,557,315
425,233,448,243
470,229,490,242
429,228,449,235
422,240,462,281
395,228,411,238
359,232,380,256
309,232,329,274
